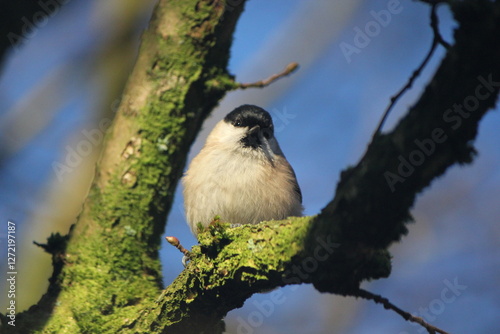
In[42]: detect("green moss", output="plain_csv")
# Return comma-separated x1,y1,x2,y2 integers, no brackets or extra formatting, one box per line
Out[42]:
16,1,245,333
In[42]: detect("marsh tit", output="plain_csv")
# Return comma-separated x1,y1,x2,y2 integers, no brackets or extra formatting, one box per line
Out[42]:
183,104,303,236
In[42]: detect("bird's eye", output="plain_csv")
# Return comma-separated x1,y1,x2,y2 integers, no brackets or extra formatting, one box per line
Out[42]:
235,120,242,127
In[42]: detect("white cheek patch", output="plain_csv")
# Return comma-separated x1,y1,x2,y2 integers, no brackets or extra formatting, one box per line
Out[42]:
218,123,247,147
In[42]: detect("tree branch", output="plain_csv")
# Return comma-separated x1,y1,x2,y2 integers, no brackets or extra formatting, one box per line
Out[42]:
121,1,500,331
430,2,451,49
235,62,299,89
1,1,247,333
372,3,447,138
350,289,450,334
312,0,500,291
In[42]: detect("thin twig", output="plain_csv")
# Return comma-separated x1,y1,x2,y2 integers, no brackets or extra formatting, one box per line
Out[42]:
430,3,451,49
371,38,438,139
371,3,449,139
165,236,190,256
237,62,299,89
352,289,450,334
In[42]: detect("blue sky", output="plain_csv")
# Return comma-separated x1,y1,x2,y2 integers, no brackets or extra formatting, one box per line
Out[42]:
0,1,498,333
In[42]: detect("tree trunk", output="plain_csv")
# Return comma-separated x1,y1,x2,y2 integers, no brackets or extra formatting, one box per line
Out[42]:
1,1,246,333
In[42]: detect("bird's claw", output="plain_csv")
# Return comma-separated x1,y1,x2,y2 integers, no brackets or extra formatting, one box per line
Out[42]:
182,254,190,267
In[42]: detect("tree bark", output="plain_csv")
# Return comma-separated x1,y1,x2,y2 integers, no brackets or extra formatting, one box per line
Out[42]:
1,1,499,333
1,0,246,333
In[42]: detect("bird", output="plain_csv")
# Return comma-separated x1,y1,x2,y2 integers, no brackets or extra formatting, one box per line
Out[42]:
183,104,303,236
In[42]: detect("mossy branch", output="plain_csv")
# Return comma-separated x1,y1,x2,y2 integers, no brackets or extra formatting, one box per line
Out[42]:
119,1,500,332
1,1,247,333
1,1,499,334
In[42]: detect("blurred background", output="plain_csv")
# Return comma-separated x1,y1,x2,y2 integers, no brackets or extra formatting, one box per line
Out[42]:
0,1,498,333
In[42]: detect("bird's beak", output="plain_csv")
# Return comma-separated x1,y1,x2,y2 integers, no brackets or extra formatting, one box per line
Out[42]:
247,125,261,147
248,125,275,166
248,125,260,136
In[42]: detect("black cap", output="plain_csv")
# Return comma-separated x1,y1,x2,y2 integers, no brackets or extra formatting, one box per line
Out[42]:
224,105,273,130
